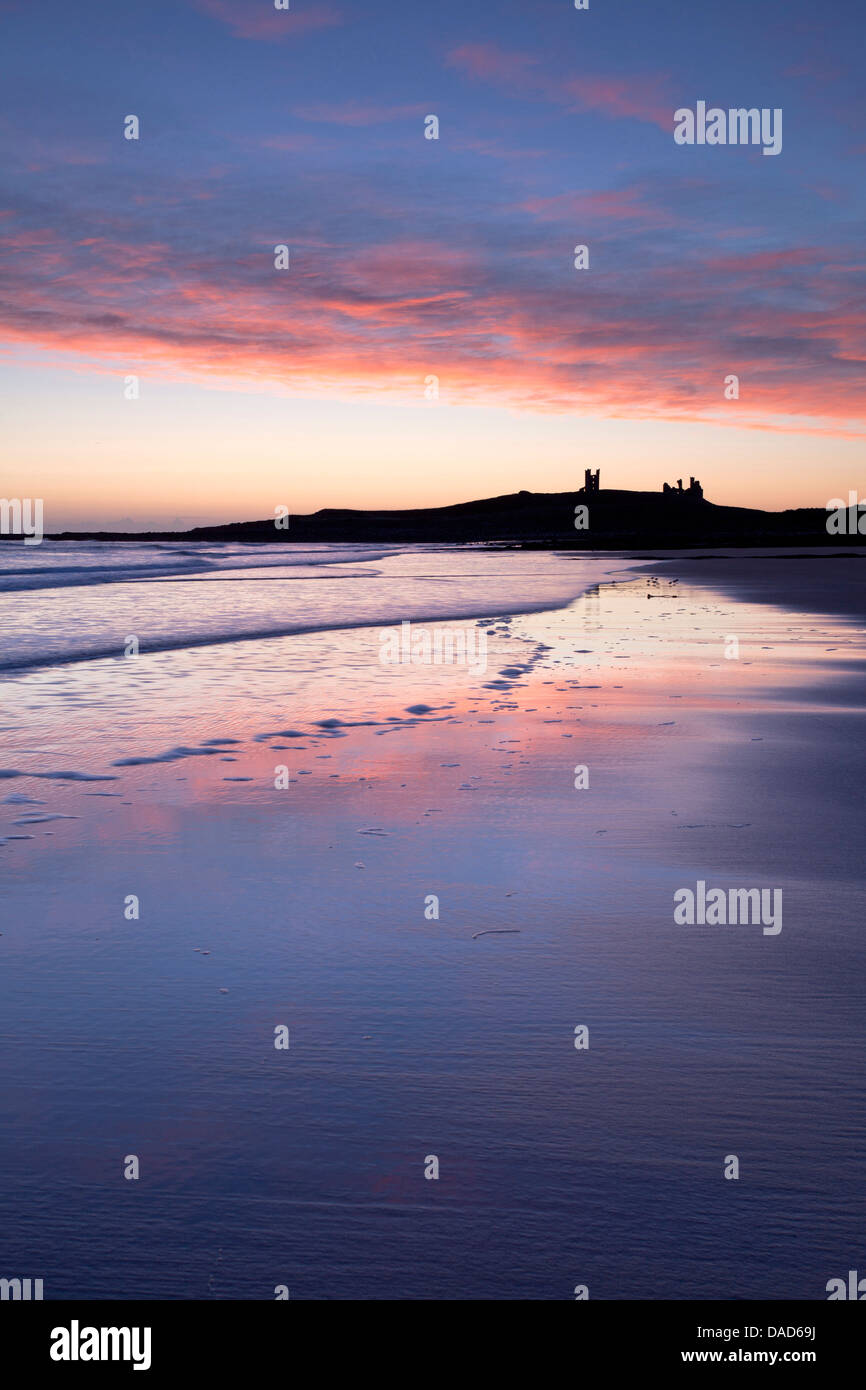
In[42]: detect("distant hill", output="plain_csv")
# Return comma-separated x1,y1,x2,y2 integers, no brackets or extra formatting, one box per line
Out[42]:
40,487,846,547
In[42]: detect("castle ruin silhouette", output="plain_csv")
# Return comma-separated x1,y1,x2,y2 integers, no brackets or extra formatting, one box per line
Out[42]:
662,477,703,499
580,468,600,494
577,469,703,500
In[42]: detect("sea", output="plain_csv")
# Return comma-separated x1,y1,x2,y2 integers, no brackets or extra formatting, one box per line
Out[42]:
1,540,864,1299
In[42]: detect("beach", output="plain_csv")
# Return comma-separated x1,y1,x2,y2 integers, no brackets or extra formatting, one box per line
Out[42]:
1,543,864,1299
639,547,866,622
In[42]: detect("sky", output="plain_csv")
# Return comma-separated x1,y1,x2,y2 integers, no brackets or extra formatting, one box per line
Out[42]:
1,0,864,529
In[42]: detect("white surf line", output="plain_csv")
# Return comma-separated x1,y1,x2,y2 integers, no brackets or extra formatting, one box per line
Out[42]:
0,571,642,676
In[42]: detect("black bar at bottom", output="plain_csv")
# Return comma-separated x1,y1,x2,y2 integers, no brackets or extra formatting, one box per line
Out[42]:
0,1300,859,1375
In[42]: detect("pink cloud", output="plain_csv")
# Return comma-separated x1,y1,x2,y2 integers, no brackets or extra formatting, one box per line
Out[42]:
784,59,845,84
706,248,825,273
2,225,864,435
448,42,672,131
453,137,553,161
293,101,427,126
562,75,672,131
260,133,331,152
521,184,676,228
447,44,539,90
192,0,341,41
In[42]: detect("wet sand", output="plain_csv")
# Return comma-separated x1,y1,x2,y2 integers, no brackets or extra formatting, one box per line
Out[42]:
1,558,864,1299
639,547,866,621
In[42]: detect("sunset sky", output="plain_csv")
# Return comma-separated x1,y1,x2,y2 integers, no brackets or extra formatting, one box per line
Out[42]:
1,0,864,529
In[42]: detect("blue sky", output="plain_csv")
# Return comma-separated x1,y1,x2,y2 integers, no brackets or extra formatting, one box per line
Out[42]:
1,0,864,526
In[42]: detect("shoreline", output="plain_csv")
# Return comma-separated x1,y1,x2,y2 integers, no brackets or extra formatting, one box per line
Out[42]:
0,549,641,676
